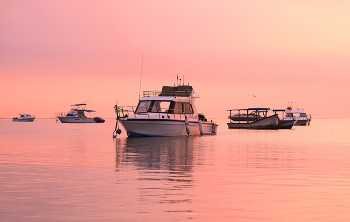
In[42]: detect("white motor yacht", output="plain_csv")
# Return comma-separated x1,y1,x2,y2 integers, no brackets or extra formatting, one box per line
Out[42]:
113,83,218,137
12,113,35,122
283,106,311,126
56,103,105,123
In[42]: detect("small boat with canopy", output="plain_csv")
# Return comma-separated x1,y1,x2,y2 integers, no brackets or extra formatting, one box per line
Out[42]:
227,108,279,129
55,103,105,123
12,113,35,122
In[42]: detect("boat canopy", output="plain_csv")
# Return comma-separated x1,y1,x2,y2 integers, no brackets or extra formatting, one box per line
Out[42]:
82,109,95,112
227,108,270,111
286,109,306,113
272,109,286,112
159,85,193,97
71,103,87,106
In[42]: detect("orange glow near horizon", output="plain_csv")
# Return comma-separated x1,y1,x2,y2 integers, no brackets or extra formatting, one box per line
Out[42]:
1,1,350,118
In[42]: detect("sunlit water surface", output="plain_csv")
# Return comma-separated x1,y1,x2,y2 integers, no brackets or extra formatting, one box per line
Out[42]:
1,118,350,221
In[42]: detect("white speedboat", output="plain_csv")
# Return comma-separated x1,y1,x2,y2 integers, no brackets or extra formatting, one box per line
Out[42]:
113,83,218,137
12,113,35,122
226,108,279,129
56,103,105,123
283,106,311,126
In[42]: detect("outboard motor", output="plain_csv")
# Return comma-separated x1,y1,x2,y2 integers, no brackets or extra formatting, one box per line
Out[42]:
198,114,207,121
94,117,105,123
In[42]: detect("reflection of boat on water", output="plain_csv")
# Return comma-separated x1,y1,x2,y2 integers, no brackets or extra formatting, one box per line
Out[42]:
114,81,218,137
227,108,279,129
283,106,311,126
55,103,105,123
115,137,195,171
272,109,296,129
12,113,35,122
114,136,195,213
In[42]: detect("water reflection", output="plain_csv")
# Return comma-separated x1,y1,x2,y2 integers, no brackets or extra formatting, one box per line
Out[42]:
114,136,197,218
3,119,350,221
116,137,194,171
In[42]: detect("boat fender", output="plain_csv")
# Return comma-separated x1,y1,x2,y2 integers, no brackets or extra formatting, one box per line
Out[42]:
211,123,217,134
185,116,190,135
198,119,203,135
113,120,122,138
94,117,105,123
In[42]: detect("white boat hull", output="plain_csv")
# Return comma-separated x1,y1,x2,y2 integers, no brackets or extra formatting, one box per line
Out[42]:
57,116,101,123
119,118,217,137
294,119,310,126
282,118,310,126
227,114,279,129
12,118,35,122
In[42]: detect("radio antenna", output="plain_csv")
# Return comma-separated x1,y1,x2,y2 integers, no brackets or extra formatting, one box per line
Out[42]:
253,95,265,108
138,53,144,100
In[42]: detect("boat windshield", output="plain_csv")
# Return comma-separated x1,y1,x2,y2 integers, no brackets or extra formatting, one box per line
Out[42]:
135,100,194,114
135,100,171,113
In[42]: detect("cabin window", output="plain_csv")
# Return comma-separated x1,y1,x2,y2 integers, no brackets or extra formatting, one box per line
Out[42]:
170,102,194,114
135,100,172,113
148,101,171,113
173,102,183,114
135,101,151,113
286,113,294,117
300,113,307,117
159,101,171,113
183,103,194,114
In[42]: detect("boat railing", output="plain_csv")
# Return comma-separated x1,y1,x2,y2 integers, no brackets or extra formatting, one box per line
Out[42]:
143,90,162,97
115,106,136,118
55,112,66,116
116,105,195,120
143,89,196,98
149,107,195,119
148,111,194,120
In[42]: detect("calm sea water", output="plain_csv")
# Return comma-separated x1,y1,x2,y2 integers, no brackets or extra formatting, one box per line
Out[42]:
1,118,350,221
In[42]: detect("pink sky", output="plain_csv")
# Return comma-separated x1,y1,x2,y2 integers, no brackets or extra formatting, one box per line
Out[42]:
1,0,350,119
